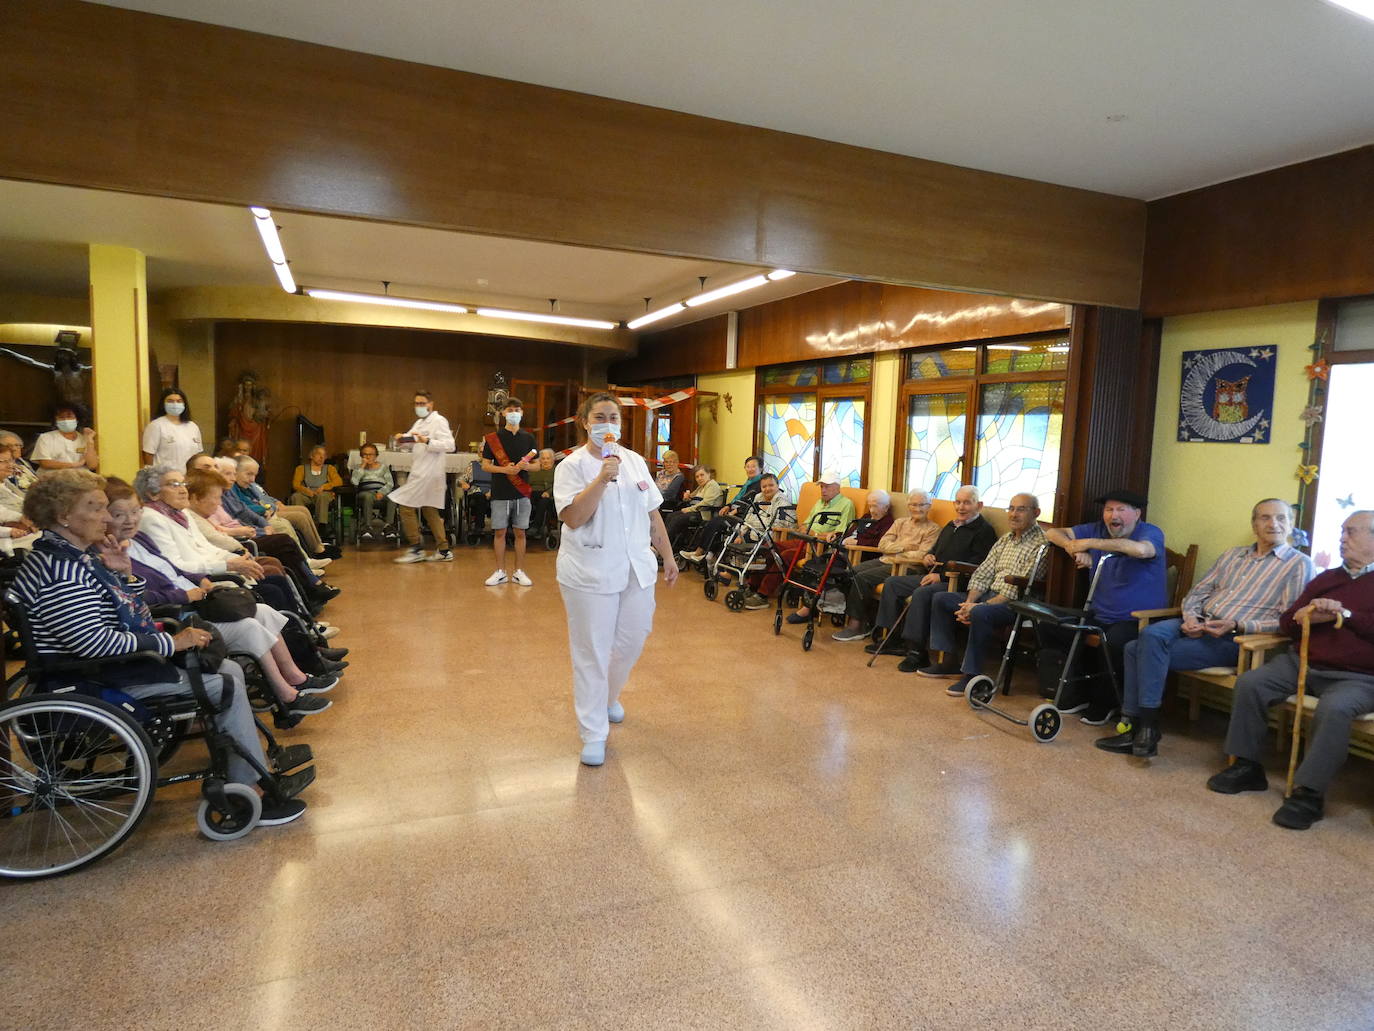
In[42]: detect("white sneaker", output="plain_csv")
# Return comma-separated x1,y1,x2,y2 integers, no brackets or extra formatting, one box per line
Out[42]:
484,569,508,586
426,549,454,563
317,625,341,640
307,557,332,570
512,569,533,587
393,548,426,564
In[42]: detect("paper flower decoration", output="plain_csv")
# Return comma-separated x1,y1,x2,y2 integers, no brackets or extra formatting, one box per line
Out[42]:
1296,463,1319,485
1305,360,1330,381
1299,405,1325,427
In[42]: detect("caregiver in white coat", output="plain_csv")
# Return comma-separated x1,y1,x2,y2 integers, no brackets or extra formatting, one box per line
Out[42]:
390,391,456,564
554,391,679,766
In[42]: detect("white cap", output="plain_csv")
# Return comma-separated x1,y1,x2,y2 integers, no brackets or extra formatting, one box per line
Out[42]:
819,468,842,485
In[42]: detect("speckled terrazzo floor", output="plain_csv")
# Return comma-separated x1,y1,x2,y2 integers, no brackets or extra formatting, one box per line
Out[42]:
5,545,1374,1030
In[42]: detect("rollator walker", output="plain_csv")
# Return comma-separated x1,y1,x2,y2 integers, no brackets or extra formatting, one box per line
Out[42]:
964,548,1121,743
702,497,796,610
772,511,853,651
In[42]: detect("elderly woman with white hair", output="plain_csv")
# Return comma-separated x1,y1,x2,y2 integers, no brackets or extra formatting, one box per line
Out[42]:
229,455,335,558
832,489,939,641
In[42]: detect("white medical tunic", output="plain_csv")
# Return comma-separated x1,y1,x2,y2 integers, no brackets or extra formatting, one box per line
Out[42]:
141,416,204,472
554,445,663,594
387,411,455,509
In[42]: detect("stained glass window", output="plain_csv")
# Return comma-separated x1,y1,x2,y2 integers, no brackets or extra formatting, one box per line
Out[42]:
983,337,1071,374
903,392,968,499
760,363,821,388
821,357,872,385
819,397,866,488
759,394,816,500
906,347,978,381
973,381,1064,518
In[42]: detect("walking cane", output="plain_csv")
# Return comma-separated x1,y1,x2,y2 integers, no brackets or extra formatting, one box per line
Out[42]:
867,561,944,668
1286,605,1346,797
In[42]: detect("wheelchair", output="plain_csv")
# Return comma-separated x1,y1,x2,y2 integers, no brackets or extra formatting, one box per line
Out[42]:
0,593,315,879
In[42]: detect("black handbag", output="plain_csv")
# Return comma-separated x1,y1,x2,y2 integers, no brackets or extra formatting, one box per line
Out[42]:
194,585,257,623
174,614,229,673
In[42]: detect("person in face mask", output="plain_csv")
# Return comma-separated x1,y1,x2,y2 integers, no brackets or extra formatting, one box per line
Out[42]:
390,390,456,564
141,387,204,472
31,404,99,471
479,398,539,586
553,391,679,766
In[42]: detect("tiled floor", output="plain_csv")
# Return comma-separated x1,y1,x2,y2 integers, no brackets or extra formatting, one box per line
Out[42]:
6,546,1374,1030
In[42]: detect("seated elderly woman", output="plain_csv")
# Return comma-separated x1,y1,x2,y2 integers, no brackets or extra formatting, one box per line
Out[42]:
10,469,310,826
664,466,726,549
0,429,40,489
290,445,343,530
105,479,335,717
0,448,39,556
831,489,939,642
656,450,686,512
230,455,337,558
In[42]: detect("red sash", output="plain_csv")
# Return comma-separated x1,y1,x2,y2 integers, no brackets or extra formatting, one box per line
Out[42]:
484,431,532,498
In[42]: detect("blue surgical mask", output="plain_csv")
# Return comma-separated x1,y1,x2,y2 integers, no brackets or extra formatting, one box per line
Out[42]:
164,402,185,417
414,405,430,419
56,419,78,433
505,411,522,427
588,422,620,446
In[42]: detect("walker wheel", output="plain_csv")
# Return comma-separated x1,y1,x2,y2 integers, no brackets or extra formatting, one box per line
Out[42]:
802,629,814,651
830,613,845,628
725,589,745,612
703,579,718,601
773,610,783,636
1030,704,1062,743
964,674,997,709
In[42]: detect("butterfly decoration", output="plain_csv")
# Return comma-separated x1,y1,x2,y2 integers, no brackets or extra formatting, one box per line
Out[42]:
1337,494,1356,509
1298,405,1324,427
1296,464,1319,485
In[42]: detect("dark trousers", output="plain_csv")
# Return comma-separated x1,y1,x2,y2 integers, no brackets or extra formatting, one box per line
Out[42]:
1037,619,1138,710
691,515,730,554
844,559,891,622
929,591,1019,675
664,510,702,549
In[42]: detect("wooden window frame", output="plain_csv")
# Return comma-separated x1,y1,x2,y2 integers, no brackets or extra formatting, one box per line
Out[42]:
753,361,872,488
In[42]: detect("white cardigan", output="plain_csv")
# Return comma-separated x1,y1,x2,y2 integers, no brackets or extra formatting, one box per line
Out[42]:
138,505,230,575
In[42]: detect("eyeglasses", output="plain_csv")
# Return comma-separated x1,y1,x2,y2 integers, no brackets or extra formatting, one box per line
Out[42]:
164,480,188,489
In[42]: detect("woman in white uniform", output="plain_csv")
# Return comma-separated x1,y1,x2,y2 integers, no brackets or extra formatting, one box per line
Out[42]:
554,391,679,766
390,390,456,563
141,388,204,471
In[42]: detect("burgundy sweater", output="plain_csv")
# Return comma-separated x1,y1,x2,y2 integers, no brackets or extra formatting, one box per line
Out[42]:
1279,567,1374,674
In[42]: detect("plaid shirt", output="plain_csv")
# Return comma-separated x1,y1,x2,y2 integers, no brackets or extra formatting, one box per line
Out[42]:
1182,543,1314,634
969,523,1048,600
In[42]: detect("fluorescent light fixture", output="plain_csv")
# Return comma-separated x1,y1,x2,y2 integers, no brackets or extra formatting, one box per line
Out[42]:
627,302,686,331
475,307,618,330
766,269,796,281
1322,0,1374,23
273,261,297,294
684,274,769,308
250,207,287,266
304,288,468,314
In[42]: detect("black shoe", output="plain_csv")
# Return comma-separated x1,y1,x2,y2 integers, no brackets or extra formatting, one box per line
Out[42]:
897,651,927,673
945,675,974,697
319,545,342,559
1206,758,1268,794
916,661,961,678
319,646,349,660
1095,730,1136,755
1272,787,1324,830
320,658,349,673
287,694,333,717
1079,705,1117,727
296,674,338,696
312,584,342,604
258,797,308,826
1131,724,1162,758
785,610,813,625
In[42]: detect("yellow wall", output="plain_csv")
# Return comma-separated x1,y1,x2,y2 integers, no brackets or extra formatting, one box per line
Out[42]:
865,350,901,493
696,369,756,480
1148,301,1317,571
88,244,151,480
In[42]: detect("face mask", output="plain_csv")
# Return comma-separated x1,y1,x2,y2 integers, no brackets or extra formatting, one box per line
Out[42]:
414,406,430,419
164,402,185,417
505,411,522,427
588,422,621,446
56,419,78,433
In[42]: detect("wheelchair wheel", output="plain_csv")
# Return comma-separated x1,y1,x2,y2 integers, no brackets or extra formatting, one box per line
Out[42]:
724,589,746,612
196,781,261,841
545,528,560,551
465,531,481,546
0,693,157,879
802,629,814,651
6,668,31,702
964,674,997,709
1029,704,1062,743
773,610,783,635
703,579,718,601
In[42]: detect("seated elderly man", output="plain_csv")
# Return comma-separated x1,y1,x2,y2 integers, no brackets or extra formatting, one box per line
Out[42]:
916,493,1047,695
527,448,558,534
749,471,858,613
869,485,998,663
1098,498,1313,758
831,489,924,641
1207,510,1374,830
1041,488,1168,725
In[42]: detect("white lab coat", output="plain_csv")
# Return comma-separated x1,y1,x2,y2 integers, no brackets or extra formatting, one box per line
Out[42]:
388,411,455,509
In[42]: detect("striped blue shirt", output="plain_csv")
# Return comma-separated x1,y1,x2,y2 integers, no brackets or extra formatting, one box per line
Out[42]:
1182,542,1314,635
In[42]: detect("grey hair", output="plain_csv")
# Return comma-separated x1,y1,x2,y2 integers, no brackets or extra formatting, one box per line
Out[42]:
234,453,259,469
906,488,930,503
1250,498,1294,521
538,448,556,458
132,463,176,501
0,430,21,447
869,489,891,506
955,484,981,502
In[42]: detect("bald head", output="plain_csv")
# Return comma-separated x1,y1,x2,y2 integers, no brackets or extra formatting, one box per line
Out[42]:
1341,511,1374,571
1007,493,1040,533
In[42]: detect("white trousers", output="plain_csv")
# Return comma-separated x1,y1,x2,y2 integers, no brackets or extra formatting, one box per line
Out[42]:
560,579,656,743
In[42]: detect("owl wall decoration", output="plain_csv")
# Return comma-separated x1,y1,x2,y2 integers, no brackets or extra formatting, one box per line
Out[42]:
1178,347,1276,444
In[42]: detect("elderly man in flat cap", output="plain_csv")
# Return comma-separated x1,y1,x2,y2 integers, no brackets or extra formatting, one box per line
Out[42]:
1042,488,1168,726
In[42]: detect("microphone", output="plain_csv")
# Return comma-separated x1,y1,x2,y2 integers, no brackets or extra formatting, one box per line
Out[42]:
602,440,619,482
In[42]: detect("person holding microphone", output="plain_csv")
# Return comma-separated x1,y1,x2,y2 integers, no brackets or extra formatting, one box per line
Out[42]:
554,391,679,766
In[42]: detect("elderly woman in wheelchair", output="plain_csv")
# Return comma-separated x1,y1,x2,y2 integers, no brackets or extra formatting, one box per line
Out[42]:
3,470,314,877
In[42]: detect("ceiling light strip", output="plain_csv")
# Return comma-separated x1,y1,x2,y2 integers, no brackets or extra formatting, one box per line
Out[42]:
304,288,468,314
250,206,297,294
476,308,618,330
627,302,686,331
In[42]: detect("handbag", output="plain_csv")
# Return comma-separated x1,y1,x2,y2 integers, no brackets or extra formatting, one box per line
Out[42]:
173,614,228,673
194,585,257,623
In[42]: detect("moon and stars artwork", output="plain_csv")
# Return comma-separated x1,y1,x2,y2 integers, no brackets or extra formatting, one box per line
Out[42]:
1177,346,1277,444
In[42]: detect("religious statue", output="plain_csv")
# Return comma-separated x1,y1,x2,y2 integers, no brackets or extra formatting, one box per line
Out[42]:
0,345,92,414
486,370,509,425
227,370,273,464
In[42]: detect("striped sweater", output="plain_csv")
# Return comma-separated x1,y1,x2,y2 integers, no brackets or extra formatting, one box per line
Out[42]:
9,531,175,669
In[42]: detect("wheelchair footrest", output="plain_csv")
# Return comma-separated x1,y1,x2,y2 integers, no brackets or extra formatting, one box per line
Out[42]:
270,743,313,773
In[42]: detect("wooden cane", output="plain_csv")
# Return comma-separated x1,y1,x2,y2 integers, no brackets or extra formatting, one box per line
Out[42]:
1286,605,1345,798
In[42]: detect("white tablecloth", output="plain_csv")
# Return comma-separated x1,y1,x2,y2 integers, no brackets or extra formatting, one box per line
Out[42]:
348,450,481,475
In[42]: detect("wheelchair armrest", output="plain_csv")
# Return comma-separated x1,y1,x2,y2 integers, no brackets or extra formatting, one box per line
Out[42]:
206,573,248,586
240,540,260,556
35,649,173,675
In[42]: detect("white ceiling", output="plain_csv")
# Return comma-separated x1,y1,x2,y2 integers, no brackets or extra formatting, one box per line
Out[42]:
0,179,839,327
89,0,1374,200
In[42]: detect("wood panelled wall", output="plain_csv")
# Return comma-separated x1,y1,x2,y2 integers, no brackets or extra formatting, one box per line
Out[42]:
1143,145,1374,318
611,317,729,383
3,1,1144,309
212,323,593,498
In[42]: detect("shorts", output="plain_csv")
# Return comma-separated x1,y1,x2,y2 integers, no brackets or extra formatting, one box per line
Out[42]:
491,497,531,530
